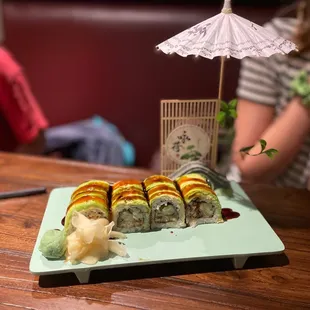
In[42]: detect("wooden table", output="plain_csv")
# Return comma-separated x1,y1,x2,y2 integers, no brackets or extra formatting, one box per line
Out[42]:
0,152,309,310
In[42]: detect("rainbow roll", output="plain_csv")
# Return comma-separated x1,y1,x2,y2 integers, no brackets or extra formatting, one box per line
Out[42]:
111,180,150,233
176,173,223,227
64,180,110,234
144,175,186,230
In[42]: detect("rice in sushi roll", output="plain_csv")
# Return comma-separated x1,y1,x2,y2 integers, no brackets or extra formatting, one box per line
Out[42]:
64,180,110,234
176,173,223,227
111,180,150,233
144,175,186,230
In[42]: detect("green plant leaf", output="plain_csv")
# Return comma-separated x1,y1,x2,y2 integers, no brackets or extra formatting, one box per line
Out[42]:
229,109,238,119
193,151,202,157
240,145,254,153
263,149,279,159
191,156,201,161
259,139,267,152
229,98,238,109
216,111,226,125
180,153,191,160
240,140,279,160
221,101,228,111
187,145,195,150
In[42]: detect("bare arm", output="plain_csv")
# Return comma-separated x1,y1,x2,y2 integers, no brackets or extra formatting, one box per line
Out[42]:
232,98,310,183
232,99,275,161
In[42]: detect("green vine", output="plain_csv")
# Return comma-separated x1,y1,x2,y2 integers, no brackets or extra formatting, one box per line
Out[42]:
216,98,279,158
240,139,278,159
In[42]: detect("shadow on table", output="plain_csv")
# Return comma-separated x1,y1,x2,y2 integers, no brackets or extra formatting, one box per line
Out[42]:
38,253,289,288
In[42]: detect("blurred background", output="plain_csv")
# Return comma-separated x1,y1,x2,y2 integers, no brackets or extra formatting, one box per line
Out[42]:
0,0,294,169
35,0,291,5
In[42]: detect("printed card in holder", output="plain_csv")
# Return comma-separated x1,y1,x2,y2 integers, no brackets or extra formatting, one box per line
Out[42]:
160,99,220,176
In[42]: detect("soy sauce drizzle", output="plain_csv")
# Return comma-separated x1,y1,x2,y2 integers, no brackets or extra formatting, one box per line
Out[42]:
221,208,240,221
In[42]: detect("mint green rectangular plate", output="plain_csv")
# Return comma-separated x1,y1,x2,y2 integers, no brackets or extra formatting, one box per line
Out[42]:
29,181,285,283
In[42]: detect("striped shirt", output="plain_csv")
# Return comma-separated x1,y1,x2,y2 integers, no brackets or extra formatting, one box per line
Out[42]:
236,17,310,189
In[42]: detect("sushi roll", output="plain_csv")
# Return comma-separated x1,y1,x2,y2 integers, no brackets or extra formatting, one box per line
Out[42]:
111,180,150,233
64,195,109,234
176,174,223,227
64,180,110,234
144,175,186,230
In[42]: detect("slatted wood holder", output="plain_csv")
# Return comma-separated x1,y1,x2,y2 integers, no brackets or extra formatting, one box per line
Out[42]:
160,53,225,176
160,98,220,176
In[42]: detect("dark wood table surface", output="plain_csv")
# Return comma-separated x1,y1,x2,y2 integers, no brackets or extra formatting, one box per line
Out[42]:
0,152,309,310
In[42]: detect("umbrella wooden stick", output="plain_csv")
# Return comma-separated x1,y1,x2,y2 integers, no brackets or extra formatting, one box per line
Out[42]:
218,56,226,102
211,56,226,168
212,0,230,167
218,0,231,102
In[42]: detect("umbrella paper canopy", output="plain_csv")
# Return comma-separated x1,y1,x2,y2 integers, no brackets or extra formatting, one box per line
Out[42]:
156,0,298,171
156,0,297,59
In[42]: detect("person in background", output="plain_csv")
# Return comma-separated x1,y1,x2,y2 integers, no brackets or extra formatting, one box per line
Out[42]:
0,47,48,155
229,0,310,189
0,1,48,155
